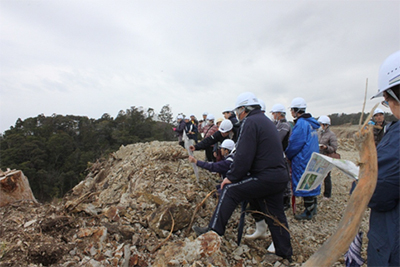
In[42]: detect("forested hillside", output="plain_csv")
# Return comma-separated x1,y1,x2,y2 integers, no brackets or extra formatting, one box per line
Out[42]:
0,105,176,202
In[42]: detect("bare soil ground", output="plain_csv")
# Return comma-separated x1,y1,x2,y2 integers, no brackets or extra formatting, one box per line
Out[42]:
0,125,370,266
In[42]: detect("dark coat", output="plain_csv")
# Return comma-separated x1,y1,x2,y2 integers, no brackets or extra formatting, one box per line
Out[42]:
196,154,233,178
367,120,399,266
226,109,288,184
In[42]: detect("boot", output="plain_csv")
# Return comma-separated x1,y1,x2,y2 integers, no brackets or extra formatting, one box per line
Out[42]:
313,197,317,215
192,225,210,237
245,220,268,239
267,241,275,253
295,197,317,220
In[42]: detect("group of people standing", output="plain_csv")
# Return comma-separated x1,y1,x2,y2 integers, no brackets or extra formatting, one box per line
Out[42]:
172,51,399,266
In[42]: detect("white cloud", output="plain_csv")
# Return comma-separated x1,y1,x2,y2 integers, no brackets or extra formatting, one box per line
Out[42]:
1,0,399,132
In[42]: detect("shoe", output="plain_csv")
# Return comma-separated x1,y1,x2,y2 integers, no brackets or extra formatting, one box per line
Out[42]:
245,220,268,240
192,225,209,236
294,210,313,220
282,255,293,263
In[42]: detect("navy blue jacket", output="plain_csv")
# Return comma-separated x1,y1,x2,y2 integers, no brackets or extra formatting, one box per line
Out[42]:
196,154,234,178
185,121,198,140
367,120,399,266
194,131,224,150
228,113,238,125
226,109,288,183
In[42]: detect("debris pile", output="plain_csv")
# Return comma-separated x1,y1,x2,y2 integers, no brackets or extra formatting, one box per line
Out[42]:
0,140,370,267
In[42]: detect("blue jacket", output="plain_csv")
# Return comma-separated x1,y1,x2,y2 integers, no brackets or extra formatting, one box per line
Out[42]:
367,120,399,267
226,109,288,184
196,154,234,178
285,114,320,197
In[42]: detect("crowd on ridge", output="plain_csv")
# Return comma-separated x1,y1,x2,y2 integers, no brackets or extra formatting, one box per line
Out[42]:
172,51,399,266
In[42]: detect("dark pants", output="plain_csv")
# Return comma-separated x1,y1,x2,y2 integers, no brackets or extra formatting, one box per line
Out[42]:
205,146,216,162
208,177,292,258
323,172,332,198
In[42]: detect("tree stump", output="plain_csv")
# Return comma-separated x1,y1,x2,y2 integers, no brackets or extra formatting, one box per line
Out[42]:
0,169,38,207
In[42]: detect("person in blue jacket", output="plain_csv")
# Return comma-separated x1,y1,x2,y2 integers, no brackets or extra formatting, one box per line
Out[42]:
285,97,320,220
368,50,400,267
193,92,293,262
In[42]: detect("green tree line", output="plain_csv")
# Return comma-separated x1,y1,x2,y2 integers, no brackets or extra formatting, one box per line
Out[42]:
0,105,176,202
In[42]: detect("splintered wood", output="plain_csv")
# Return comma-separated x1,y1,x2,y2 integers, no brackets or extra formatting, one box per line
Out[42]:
303,124,377,266
0,169,37,207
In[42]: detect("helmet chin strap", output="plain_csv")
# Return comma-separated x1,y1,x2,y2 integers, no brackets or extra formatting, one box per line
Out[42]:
387,88,400,103
236,107,246,122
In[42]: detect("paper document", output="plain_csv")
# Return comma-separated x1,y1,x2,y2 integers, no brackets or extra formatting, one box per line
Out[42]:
296,152,359,192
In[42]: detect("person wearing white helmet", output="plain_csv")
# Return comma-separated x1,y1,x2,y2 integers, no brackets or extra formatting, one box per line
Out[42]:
271,104,292,150
174,114,186,147
372,108,387,146
184,116,198,144
190,114,199,128
193,92,293,261
245,103,294,243
317,115,338,200
198,112,209,138
271,103,292,210
222,108,239,125
189,119,237,161
188,139,235,179
367,50,400,267
285,97,320,220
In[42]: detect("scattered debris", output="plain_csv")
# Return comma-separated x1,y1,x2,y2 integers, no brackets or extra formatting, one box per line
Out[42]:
0,134,371,266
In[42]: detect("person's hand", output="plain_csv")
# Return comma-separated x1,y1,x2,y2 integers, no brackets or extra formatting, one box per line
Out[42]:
221,177,232,189
213,152,217,158
189,145,195,151
188,155,197,164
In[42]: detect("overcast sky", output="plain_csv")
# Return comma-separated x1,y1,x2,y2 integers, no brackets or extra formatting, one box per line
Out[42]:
1,0,399,133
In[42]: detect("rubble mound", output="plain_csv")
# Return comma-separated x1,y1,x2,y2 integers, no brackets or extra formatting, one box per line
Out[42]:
0,140,370,267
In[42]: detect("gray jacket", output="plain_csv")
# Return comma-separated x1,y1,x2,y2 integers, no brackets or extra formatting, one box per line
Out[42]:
317,127,338,155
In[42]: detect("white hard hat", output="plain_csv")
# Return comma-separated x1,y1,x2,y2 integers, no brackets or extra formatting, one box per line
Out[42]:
206,114,215,121
318,115,331,125
270,103,286,113
234,92,260,109
373,108,384,116
258,99,266,112
222,108,233,114
218,119,233,133
290,97,307,109
220,139,235,151
177,115,183,119
372,50,400,99
202,112,208,116
184,116,190,120
190,114,195,117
